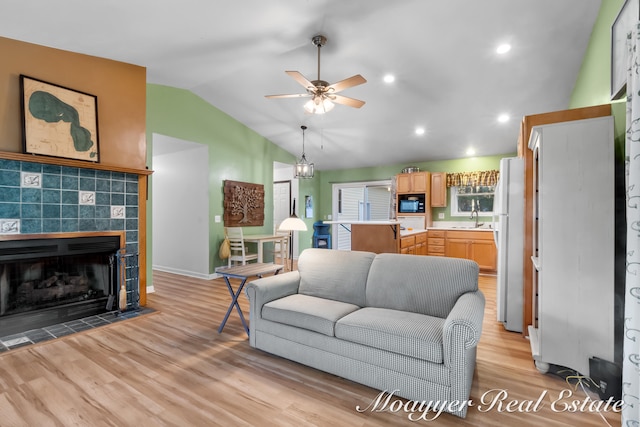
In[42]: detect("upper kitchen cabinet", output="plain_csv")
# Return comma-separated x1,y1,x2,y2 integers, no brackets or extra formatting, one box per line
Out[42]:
396,171,429,193
430,172,447,207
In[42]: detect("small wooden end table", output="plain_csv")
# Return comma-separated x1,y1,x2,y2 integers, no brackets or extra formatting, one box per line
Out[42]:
217,263,284,335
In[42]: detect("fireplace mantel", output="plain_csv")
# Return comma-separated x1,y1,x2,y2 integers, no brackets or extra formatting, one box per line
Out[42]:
0,151,152,176
0,231,125,247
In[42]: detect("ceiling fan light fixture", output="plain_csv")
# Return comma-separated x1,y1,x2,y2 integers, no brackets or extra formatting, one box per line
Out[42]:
295,125,314,178
304,97,334,114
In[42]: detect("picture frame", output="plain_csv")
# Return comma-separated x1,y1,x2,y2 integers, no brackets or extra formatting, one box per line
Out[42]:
20,75,100,162
223,180,265,227
611,0,639,100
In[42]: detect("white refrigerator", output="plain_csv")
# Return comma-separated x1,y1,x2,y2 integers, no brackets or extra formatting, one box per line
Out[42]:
493,157,524,332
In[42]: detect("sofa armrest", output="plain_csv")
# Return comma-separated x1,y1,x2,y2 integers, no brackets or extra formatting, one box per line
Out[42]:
442,290,485,363
245,271,300,346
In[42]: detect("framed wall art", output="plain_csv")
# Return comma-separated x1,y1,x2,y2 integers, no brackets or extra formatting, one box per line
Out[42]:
611,0,639,100
223,180,264,227
20,75,100,162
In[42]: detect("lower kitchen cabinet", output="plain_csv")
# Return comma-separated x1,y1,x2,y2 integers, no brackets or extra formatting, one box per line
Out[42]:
444,230,496,272
400,232,427,255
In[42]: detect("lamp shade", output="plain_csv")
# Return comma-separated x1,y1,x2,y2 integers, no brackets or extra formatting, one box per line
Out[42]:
304,97,334,115
279,216,307,232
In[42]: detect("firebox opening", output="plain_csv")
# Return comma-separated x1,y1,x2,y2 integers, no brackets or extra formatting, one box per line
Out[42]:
0,235,121,336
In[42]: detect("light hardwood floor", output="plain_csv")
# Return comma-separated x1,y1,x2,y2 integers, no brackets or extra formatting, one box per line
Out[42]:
0,267,621,426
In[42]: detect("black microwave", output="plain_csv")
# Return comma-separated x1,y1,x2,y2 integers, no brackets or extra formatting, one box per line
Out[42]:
398,194,425,213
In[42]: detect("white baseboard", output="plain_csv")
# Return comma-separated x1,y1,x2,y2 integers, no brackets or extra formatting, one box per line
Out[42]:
152,265,218,280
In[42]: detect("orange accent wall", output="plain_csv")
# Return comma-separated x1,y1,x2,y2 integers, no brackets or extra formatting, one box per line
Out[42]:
0,36,147,170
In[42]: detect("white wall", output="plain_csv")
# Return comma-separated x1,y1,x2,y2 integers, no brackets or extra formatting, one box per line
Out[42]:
152,134,210,278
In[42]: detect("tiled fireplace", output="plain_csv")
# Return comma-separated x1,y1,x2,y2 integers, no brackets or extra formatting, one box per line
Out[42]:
0,158,140,336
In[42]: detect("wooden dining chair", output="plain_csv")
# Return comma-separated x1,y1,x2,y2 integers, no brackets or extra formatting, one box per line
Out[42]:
225,227,258,267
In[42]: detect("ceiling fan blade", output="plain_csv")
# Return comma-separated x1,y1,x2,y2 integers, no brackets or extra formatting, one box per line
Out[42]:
285,71,316,91
327,74,367,93
265,93,311,99
331,94,365,108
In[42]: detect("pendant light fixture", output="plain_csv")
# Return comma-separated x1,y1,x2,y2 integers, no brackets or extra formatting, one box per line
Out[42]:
294,125,314,179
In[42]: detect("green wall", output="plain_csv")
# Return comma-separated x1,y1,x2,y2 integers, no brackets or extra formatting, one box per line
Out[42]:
569,0,626,159
145,84,301,283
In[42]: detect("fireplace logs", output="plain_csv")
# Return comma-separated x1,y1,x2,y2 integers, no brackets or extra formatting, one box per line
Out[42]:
18,272,90,305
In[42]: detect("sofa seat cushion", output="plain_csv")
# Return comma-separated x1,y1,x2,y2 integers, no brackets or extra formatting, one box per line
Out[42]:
262,294,360,337
335,307,445,363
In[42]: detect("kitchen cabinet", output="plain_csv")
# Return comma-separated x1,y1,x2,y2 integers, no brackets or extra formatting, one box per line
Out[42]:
427,230,445,256
430,172,447,207
396,172,429,193
444,230,496,272
399,232,427,255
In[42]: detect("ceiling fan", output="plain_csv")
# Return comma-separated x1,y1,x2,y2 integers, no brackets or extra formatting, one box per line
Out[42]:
265,35,366,114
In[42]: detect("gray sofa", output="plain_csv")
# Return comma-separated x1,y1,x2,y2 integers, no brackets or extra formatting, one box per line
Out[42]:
245,248,484,418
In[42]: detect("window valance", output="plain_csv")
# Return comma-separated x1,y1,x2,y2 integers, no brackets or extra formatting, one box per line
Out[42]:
446,170,499,187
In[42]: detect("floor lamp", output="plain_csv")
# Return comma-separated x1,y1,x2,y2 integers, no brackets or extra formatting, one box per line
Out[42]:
278,198,307,271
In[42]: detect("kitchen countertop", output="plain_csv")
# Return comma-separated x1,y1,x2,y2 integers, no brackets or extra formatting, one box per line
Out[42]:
428,226,493,232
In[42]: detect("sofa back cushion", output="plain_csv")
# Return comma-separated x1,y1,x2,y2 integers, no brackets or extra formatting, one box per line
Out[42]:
298,248,376,307
365,253,479,318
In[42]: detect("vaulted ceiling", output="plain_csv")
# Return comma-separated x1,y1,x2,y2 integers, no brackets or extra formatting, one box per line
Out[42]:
0,0,602,170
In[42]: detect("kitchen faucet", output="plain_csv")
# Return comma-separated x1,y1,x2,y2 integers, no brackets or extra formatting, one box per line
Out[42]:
470,208,479,228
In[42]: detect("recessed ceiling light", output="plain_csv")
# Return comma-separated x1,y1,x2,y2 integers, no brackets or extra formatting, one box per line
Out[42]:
496,43,511,54
497,114,510,123
466,148,476,156
415,127,425,136
383,74,395,83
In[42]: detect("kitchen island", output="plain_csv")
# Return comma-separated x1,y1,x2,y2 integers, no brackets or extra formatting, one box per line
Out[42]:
324,220,426,254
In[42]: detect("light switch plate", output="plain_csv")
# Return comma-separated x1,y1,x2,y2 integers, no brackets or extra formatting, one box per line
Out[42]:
214,215,221,223
438,213,445,219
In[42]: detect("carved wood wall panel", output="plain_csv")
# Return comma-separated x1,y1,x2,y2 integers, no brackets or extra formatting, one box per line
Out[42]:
223,180,264,227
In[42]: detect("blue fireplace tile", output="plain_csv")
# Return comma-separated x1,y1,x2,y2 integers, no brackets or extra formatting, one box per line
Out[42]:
112,172,125,181
62,204,78,218
96,170,111,180
95,192,110,206
61,219,78,232
43,174,61,189
95,219,110,231
125,242,138,254
0,203,20,217
0,159,19,170
42,164,61,174
42,204,61,219
61,166,79,176
96,178,110,192
126,207,138,219
42,189,61,204
111,180,124,193
125,181,138,194
95,205,110,218
110,219,125,230
79,205,95,219
125,173,137,182
42,219,61,233
0,187,20,203
21,188,41,203
79,218,97,231
126,219,138,231
21,203,41,218
61,190,78,205
79,177,96,191
61,176,78,190
126,231,138,243
0,170,20,187
79,169,95,178
21,219,42,234
21,163,42,173
111,193,124,206
125,194,138,206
